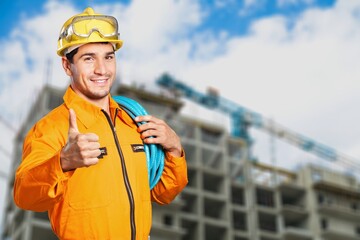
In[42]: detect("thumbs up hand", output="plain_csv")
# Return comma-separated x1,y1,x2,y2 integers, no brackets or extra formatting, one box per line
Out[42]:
60,109,101,172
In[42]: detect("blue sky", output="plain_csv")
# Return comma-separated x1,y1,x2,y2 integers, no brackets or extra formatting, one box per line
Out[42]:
0,0,336,40
197,0,336,35
1,0,360,229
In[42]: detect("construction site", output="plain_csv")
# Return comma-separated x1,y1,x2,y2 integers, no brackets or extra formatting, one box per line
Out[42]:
2,73,360,240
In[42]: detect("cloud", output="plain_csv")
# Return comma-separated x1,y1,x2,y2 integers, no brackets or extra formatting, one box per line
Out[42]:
110,0,203,84
0,1,77,124
175,0,360,171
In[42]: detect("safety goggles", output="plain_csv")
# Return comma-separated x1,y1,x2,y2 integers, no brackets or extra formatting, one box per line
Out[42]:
60,15,119,41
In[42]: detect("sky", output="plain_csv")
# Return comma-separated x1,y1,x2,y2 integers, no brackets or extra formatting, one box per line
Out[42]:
1,0,360,230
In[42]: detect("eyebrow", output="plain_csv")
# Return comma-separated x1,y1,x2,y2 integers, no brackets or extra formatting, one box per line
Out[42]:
78,51,115,59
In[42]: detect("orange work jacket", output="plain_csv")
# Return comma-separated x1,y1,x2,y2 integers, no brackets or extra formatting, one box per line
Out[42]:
13,86,188,240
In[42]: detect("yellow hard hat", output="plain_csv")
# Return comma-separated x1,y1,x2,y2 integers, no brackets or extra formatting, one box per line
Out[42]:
57,7,123,56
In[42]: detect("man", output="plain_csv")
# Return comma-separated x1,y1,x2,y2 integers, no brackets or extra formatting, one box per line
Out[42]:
13,7,188,240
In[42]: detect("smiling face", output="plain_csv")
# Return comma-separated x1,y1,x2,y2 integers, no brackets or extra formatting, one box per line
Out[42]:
62,42,116,109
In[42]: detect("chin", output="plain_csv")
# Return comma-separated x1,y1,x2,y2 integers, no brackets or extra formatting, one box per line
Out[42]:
89,90,110,99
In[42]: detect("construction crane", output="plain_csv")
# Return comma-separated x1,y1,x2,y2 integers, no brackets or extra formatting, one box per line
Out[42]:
156,73,360,175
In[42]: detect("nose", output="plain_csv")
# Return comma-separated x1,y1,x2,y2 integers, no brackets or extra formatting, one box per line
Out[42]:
94,59,107,75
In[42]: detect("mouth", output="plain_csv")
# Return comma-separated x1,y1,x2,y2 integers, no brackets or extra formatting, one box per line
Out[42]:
91,78,108,86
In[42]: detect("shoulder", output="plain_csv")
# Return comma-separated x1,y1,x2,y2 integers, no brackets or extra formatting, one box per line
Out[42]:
29,104,69,139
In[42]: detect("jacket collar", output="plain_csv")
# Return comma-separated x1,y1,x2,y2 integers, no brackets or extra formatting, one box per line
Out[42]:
63,86,134,129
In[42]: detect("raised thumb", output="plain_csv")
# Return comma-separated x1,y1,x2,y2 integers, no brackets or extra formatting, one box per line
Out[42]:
68,109,79,134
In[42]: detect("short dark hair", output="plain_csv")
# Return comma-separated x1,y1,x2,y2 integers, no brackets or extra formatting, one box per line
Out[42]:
65,48,79,64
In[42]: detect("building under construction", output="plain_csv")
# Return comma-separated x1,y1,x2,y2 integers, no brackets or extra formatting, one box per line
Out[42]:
2,78,360,240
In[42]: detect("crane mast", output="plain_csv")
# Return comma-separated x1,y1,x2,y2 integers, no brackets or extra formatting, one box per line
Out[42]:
156,73,360,174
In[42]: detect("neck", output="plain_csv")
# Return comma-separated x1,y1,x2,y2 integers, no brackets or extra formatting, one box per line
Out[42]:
93,97,110,114
70,86,111,114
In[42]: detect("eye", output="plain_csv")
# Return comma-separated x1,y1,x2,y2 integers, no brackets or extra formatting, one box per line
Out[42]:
105,54,115,60
83,56,94,62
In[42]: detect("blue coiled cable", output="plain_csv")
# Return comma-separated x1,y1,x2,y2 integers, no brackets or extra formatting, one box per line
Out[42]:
113,96,165,190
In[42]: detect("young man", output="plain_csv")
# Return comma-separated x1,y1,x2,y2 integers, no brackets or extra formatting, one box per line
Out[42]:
13,7,188,240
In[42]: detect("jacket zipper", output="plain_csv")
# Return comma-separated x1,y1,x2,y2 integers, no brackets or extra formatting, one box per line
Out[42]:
102,109,136,240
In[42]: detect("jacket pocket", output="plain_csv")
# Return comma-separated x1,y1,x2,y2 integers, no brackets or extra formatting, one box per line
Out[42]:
67,168,111,209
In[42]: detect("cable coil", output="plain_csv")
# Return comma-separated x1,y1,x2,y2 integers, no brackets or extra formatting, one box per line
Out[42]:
113,96,165,189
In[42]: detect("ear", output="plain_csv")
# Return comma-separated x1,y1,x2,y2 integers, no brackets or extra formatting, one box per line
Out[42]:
62,56,73,77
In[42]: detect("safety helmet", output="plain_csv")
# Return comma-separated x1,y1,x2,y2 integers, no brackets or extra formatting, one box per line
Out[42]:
57,7,123,56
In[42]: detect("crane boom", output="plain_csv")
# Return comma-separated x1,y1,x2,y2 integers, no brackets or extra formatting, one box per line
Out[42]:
156,73,360,173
